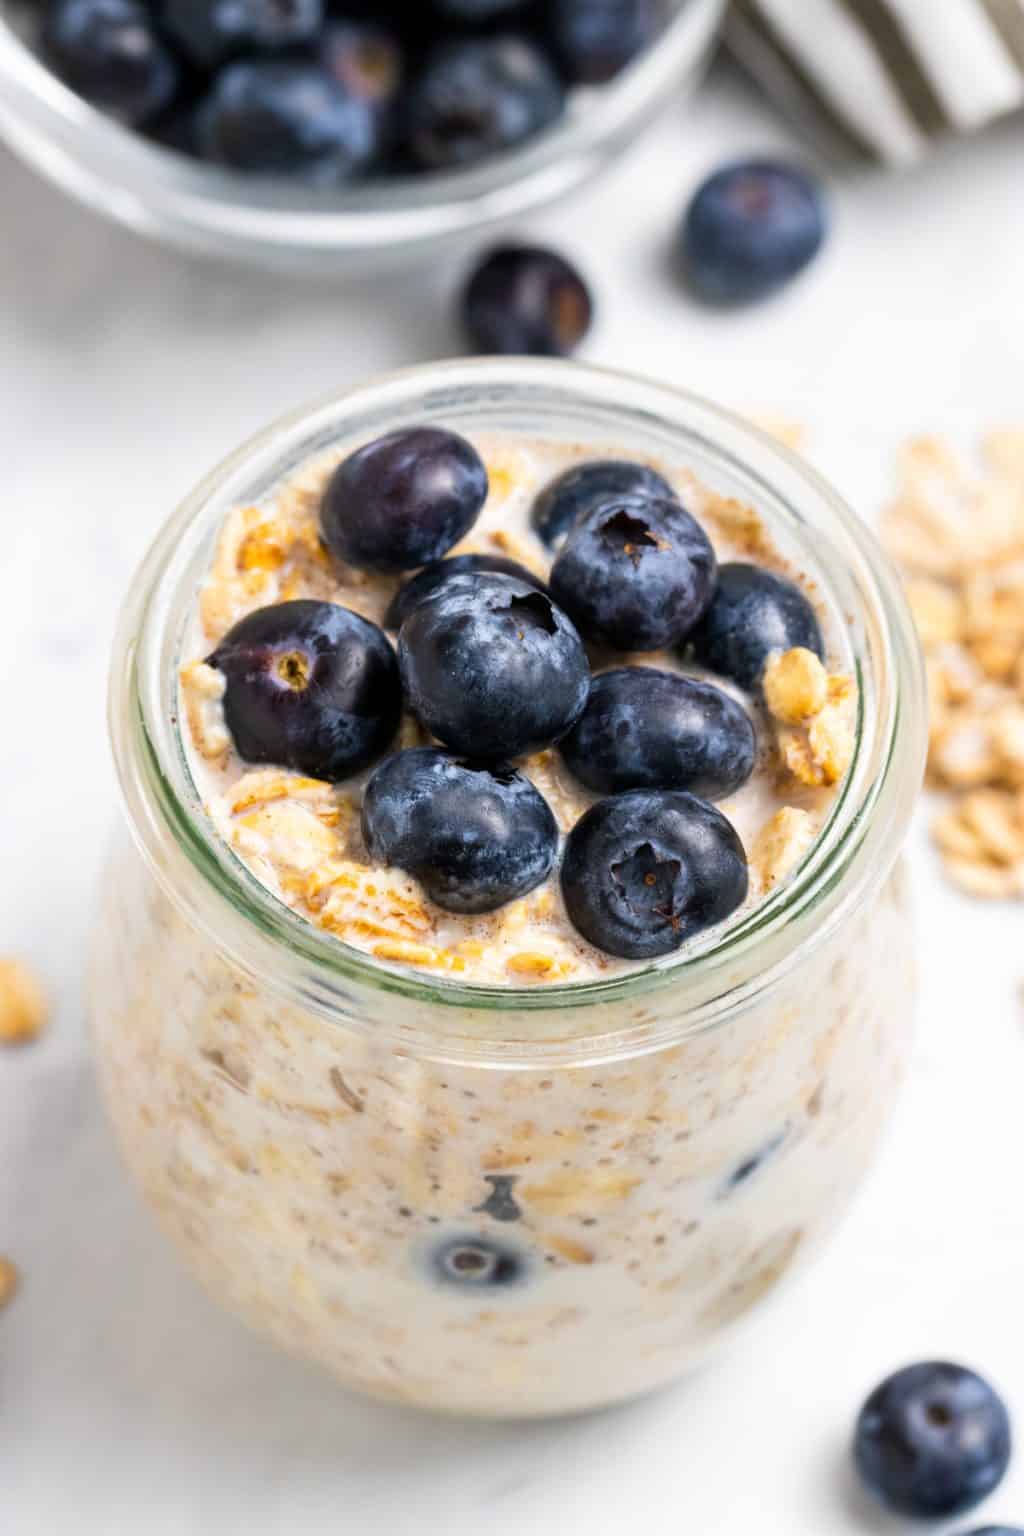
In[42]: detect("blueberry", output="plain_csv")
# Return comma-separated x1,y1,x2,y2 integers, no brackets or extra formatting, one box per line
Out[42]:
720,1127,788,1196
383,553,546,631
531,458,675,550
687,562,824,693
462,245,593,357
854,1363,1012,1520
208,600,401,780
319,21,403,154
146,94,200,157
550,495,716,651
433,0,531,16
42,0,178,125
398,573,590,759
474,1175,521,1222
362,749,558,913
195,61,376,183
408,36,564,171
549,0,662,84
681,159,827,305
162,0,322,69
431,1235,526,1289
321,427,487,574
559,667,755,799
561,790,748,959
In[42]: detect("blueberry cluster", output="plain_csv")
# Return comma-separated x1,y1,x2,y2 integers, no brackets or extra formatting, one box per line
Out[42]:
33,0,666,183
208,427,826,961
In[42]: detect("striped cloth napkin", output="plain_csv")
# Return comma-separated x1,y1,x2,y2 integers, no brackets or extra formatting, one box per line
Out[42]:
724,0,1024,163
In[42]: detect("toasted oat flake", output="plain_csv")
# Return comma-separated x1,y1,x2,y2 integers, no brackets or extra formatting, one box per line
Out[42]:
0,1257,18,1309
943,857,1024,900
507,952,569,980
882,428,1024,899
0,959,47,1045
180,661,230,763
905,579,962,648
958,790,1024,865
752,807,817,890
372,939,463,971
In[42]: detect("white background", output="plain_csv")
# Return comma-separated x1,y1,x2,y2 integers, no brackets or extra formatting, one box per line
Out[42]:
2,62,1023,1536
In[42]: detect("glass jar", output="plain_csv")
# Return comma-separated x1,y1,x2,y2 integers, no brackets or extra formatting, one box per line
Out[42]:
91,359,926,1418
0,0,725,273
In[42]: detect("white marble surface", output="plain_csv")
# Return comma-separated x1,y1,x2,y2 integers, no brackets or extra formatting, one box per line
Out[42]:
3,66,1024,1536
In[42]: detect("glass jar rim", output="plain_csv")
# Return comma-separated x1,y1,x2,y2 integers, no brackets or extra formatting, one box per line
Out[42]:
109,358,926,1061
0,0,725,269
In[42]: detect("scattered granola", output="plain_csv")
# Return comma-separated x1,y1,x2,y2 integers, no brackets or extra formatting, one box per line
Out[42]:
881,432,1024,898
0,1257,18,1310
0,958,47,1045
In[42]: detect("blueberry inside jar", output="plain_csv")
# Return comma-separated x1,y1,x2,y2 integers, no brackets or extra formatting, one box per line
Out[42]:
92,362,925,1417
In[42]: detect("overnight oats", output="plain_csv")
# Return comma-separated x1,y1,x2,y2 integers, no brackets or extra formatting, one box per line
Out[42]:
91,361,926,1418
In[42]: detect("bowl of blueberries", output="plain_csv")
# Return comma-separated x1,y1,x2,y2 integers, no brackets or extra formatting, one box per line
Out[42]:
0,0,726,270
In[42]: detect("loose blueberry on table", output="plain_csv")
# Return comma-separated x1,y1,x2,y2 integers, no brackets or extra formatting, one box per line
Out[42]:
681,159,827,305
32,0,667,180
853,1362,1013,1520
461,245,594,358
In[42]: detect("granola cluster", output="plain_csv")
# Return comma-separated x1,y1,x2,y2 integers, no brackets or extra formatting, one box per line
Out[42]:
744,646,857,895
0,1257,18,1312
0,958,47,1045
882,434,1024,899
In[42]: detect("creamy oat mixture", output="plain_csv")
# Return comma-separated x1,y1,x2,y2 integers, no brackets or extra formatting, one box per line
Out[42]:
179,432,857,985
91,838,913,1415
